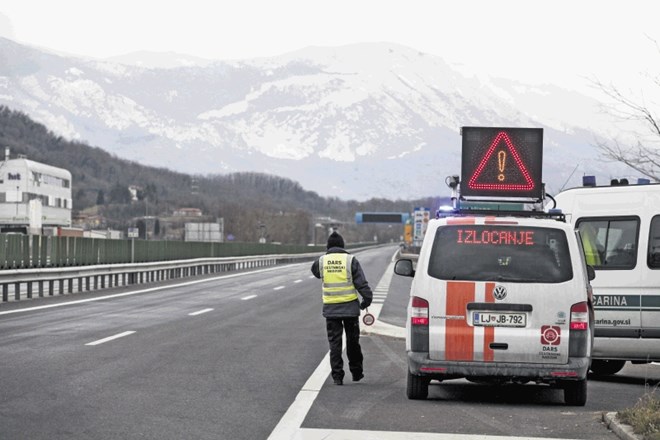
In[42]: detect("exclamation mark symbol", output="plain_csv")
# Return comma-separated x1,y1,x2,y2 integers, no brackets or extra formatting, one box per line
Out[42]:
498,151,506,182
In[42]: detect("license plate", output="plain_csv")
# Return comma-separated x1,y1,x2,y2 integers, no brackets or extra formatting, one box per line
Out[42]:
473,312,526,327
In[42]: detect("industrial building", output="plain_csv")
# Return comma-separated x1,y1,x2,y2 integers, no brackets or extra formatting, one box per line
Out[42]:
0,148,72,234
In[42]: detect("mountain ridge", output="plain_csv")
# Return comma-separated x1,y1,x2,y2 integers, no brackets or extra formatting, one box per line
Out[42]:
0,105,438,244
0,37,631,200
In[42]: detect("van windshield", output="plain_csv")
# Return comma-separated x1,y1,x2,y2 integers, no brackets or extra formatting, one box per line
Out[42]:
428,225,573,283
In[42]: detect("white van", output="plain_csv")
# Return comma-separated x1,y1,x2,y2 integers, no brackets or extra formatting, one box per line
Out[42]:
395,211,594,406
553,183,660,375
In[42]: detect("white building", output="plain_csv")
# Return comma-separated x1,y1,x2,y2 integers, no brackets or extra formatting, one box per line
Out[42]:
0,149,72,233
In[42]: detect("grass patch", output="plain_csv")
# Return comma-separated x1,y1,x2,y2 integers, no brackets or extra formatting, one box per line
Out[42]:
619,388,660,440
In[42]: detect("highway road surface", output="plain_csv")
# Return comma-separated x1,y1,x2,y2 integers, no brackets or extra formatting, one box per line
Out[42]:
1,244,657,439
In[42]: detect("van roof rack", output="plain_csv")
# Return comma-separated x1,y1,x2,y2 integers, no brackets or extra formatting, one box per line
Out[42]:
436,207,565,222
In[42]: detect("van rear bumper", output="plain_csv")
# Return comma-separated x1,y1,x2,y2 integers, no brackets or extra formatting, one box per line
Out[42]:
408,352,590,382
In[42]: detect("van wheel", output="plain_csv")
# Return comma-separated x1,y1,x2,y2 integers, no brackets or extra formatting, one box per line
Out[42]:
590,359,626,376
563,379,587,406
406,370,429,400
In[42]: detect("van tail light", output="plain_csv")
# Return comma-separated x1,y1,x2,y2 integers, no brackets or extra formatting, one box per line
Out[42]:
411,296,429,326
569,301,590,357
570,302,589,330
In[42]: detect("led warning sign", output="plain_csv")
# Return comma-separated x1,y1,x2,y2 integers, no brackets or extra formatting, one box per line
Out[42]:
461,127,543,200
456,228,536,246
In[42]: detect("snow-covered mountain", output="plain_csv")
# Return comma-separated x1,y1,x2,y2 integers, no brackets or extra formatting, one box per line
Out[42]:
0,37,630,200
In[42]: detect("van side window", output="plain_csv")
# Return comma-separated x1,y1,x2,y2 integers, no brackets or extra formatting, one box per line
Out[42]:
648,216,660,269
576,217,639,270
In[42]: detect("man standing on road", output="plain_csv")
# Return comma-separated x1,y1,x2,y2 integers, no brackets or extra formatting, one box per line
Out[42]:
311,231,373,386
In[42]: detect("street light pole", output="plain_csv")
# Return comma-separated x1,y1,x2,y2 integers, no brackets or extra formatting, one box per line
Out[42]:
145,198,148,241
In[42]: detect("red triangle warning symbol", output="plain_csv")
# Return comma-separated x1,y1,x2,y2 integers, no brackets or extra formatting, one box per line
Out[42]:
467,131,535,191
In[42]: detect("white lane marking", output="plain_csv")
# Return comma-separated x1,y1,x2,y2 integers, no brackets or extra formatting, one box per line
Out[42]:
0,264,298,316
294,279,303,283
189,308,213,316
291,429,581,439
268,346,579,439
268,358,571,440
85,331,135,346
361,254,405,339
359,259,395,324
267,352,331,440
274,286,285,291
267,257,393,440
242,295,257,301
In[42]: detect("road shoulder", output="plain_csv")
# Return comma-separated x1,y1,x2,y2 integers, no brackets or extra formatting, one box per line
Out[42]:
603,412,641,440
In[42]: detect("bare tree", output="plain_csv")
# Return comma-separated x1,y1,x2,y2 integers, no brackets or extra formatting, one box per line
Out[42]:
592,39,660,181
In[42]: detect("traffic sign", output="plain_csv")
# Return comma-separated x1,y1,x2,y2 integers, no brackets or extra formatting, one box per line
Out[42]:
461,127,543,201
362,309,375,326
355,212,411,224
413,207,429,247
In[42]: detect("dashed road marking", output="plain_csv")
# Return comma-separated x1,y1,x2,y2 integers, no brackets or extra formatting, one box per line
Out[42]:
274,286,285,291
189,308,213,316
0,264,295,316
85,331,135,346
241,295,257,301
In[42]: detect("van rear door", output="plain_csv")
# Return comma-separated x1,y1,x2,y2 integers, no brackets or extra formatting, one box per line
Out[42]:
642,216,660,338
425,221,578,365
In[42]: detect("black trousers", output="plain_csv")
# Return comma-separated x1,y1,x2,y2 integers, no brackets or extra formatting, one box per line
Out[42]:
326,317,363,380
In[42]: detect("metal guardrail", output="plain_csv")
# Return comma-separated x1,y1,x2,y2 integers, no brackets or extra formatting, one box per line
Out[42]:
0,252,321,303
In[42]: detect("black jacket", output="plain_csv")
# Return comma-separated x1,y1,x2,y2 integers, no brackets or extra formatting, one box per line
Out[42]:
311,247,373,318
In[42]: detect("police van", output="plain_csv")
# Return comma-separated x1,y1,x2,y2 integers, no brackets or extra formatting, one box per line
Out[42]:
394,126,595,406
395,210,595,405
553,181,660,375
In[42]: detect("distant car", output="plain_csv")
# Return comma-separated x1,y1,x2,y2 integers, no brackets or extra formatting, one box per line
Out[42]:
395,212,595,406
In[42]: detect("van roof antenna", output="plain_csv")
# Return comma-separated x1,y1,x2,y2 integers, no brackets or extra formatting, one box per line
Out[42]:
559,163,580,192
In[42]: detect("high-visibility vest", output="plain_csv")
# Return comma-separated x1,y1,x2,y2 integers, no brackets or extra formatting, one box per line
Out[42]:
319,253,358,304
582,231,602,266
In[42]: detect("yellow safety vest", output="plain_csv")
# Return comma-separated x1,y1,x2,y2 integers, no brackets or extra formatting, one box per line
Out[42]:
320,253,359,304
582,232,601,266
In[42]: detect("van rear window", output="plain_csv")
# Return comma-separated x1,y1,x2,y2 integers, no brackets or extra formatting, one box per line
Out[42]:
428,225,573,283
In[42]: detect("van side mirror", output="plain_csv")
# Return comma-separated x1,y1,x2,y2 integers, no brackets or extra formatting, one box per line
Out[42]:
394,259,415,277
587,265,596,281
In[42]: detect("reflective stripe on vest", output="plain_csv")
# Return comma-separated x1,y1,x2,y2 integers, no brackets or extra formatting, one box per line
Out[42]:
320,253,358,304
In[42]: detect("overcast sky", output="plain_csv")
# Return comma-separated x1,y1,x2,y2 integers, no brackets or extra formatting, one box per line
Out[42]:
1,1,660,95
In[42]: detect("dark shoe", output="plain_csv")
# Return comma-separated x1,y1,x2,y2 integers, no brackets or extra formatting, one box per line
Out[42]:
333,378,343,386
352,373,364,382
